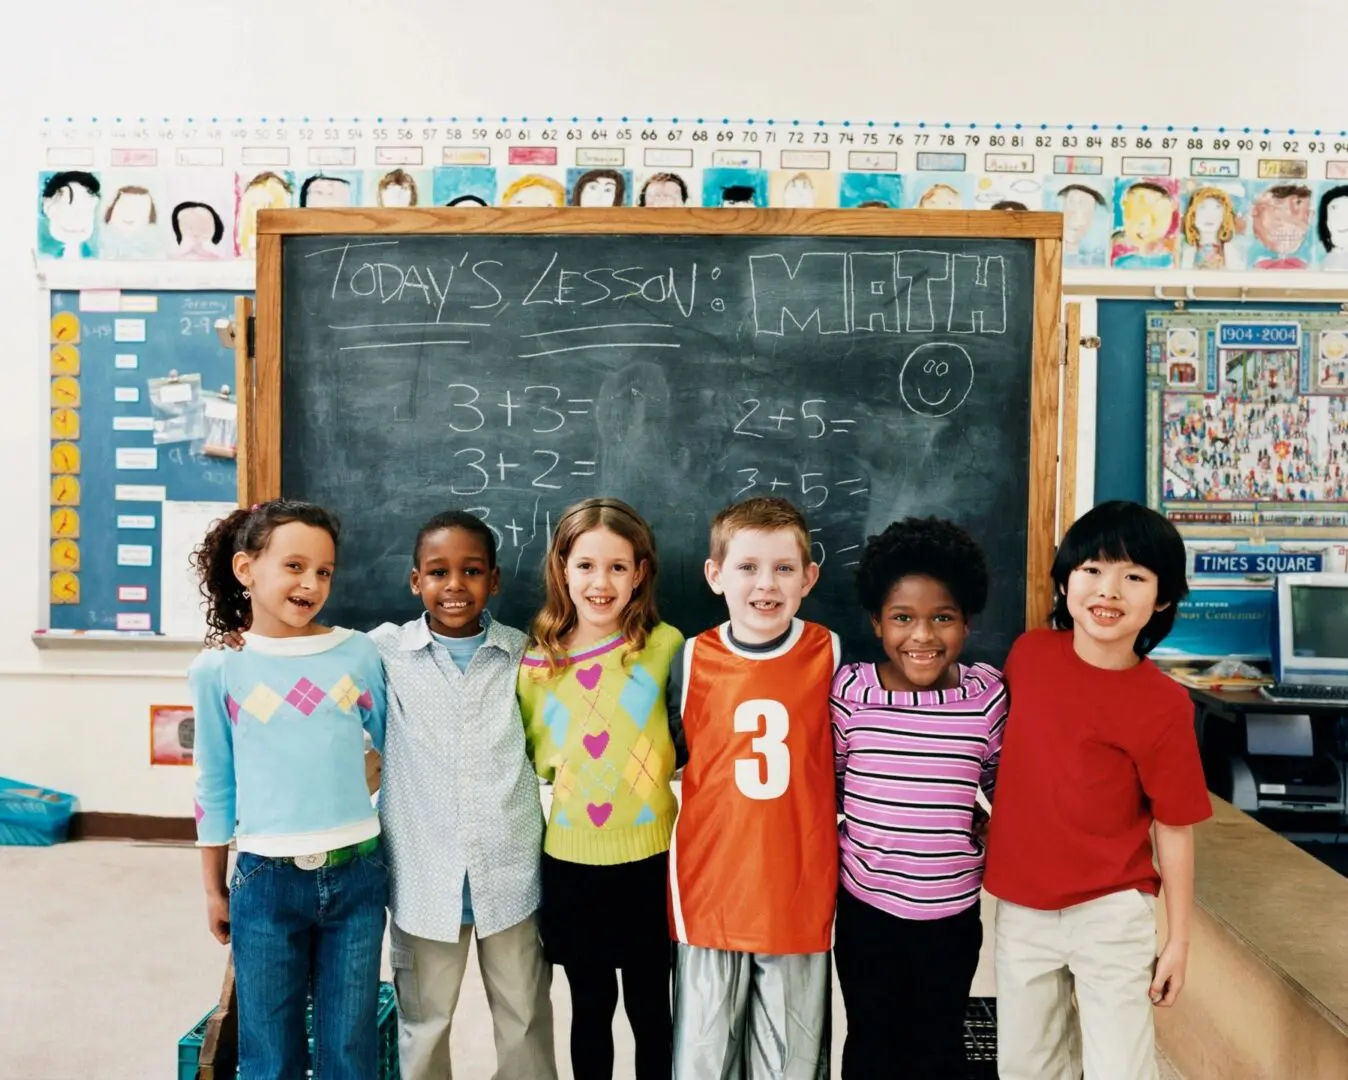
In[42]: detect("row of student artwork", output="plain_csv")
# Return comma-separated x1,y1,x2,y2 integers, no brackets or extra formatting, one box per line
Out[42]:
36,165,1348,271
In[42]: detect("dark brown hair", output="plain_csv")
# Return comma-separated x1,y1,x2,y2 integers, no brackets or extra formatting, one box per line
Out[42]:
570,169,627,207
1127,181,1173,200
191,499,341,645
1058,183,1107,206
638,172,688,205
378,168,419,205
104,185,156,224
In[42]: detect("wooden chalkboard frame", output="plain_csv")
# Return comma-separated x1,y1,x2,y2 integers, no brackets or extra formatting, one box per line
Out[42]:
251,207,1064,629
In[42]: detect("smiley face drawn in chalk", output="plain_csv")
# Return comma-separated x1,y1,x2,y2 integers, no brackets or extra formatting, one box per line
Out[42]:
899,342,974,418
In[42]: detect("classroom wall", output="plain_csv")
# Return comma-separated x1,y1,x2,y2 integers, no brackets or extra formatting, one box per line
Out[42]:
5,0,1348,815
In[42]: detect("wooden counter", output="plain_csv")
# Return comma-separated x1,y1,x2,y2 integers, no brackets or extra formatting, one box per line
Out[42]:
1156,797,1348,1078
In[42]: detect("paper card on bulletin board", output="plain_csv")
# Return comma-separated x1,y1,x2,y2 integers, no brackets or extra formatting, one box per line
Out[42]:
160,501,236,639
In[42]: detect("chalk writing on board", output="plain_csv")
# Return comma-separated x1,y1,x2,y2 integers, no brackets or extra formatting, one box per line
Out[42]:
733,468,869,506
732,399,858,439
749,250,1007,337
282,232,1035,665
309,242,1009,349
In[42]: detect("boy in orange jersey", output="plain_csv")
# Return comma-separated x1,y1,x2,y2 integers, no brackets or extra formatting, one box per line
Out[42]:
667,496,841,1080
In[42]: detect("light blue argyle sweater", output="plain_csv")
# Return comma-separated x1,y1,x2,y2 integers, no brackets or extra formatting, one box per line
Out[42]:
189,628,387,855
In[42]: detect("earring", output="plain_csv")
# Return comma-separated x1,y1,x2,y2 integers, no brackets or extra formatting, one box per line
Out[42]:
242,589,251,599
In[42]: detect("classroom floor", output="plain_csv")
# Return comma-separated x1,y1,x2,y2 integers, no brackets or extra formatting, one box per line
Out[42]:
0,840,1185,1080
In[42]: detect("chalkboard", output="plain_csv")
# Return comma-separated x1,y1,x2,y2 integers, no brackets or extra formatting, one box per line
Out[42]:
253,208,1062,664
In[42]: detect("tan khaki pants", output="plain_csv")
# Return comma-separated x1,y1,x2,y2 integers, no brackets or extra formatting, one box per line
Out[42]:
995,890,1159,1080
390,915,557,1080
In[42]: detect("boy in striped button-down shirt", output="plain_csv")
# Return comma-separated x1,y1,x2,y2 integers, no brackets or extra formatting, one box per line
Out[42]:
830,516,1007,1079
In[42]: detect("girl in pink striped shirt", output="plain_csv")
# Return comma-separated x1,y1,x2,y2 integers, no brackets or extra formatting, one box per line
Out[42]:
830,516,1008,1079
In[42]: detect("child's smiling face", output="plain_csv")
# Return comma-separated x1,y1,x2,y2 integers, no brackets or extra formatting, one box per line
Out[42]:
870,574,968,691
232,521,334,637
1063,558,1165,667
411,526,498,638
564,527,644,647
706,527,819,644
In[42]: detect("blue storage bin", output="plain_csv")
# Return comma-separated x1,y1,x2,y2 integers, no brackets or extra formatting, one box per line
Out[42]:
177,981,398,1080
0,777,77,846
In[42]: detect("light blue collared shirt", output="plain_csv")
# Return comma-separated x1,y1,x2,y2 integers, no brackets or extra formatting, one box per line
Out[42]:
429,624,486,924
370,611,543,942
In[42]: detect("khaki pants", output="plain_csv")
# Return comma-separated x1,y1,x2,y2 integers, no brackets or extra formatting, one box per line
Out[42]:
389,915,557,1080
995,891,1159,1080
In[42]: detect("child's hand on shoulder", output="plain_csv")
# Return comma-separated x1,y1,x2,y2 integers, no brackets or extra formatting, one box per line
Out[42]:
206,631,245,651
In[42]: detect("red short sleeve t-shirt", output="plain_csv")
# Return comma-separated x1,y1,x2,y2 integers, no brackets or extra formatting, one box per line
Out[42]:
982,629,1212,910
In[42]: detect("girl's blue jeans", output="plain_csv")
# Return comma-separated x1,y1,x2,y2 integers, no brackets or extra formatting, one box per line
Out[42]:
228,842,388,1080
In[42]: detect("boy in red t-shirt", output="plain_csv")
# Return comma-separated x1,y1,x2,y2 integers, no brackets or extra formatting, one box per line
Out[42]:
984,501,1212,1080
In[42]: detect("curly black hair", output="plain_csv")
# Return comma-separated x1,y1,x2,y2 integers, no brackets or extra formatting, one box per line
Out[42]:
190,499,340,645
855,516,990,618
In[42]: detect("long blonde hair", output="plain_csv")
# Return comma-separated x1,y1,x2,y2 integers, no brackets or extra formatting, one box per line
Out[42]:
1183,186,1236,245
529,498,660,680
501,173,566,207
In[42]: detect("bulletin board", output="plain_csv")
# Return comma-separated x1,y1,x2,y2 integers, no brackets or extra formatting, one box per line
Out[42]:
1145,308,1348,539
1093,301,1345,508
43,290,245,640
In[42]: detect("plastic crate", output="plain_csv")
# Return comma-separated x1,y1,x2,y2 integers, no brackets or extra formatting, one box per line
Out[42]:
963,996,998,1078
177,981,397,1080
0,776,77,846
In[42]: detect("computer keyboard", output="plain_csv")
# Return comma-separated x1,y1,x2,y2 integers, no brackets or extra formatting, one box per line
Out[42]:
1260,683,1348,705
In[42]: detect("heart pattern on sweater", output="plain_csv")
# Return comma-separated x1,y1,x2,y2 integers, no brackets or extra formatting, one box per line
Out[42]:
583,731,610,759
576,664,602,691
586,802,613,827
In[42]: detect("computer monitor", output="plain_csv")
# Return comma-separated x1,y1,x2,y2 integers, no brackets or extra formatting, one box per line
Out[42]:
1272,572,1348,683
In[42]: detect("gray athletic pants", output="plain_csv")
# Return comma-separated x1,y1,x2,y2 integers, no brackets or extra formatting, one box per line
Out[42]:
672,943,830,1080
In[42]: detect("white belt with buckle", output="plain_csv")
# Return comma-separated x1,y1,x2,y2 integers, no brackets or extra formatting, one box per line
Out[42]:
294,852,327,871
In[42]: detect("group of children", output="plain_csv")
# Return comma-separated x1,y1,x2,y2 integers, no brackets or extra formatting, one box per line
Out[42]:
189,491,1211,1080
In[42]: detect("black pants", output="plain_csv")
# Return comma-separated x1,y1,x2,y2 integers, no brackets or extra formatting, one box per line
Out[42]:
833,886,983,1079
564,951,672,1080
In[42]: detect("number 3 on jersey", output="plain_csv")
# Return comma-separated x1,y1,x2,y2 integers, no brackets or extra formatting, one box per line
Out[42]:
734,699,790,800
